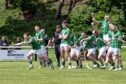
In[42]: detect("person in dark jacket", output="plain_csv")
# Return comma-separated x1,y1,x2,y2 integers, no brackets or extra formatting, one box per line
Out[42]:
52,25,61,67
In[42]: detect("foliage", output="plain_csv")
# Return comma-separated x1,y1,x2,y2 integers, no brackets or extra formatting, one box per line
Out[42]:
68,5,95,35
1,0,126,43
68,0,126,35
0,0,58,44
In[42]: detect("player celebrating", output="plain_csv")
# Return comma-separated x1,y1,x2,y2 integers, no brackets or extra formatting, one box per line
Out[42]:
81,31,100,68
92,14,110,41
93,30,107,68
70,33,83,68
34,24,53,68
13,32,54,69
106,22,122,71
59,20,72,69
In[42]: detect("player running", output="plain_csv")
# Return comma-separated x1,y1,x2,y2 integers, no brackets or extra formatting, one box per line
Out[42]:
34,24,53,68
13,32,54,69
81,31,100,68
93,30,107,68
106,22,122,71
70,33,83,68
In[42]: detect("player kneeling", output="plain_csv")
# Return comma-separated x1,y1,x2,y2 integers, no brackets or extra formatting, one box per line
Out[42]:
13,33,54,69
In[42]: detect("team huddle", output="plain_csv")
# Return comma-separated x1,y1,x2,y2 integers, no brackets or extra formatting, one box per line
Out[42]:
13,14,126,71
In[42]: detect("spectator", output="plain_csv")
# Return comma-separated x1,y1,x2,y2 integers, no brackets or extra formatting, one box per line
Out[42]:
0,36,8,49
15,37,21,43
0,36,8,46
52,25,61,67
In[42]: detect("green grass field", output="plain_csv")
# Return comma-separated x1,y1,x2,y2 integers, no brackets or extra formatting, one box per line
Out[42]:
0,48,126,84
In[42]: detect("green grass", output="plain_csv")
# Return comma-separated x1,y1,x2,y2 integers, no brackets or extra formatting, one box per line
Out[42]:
0,61,126,84
0,48,126,84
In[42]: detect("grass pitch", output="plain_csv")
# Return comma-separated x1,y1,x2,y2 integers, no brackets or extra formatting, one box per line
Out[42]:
0,48,126,84
0,61,126,84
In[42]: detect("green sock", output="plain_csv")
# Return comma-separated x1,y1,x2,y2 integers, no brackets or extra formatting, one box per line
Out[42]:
116,65,119,69
105,62,108,66
62,61,65,66
93,61,98,65
28,60,32,65
93,61,97,65
110,61,115,66
101,63,104,66
68,63,71,66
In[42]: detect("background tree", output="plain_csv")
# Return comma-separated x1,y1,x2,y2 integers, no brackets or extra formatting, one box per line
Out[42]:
55,0,80,20
5,0,14,9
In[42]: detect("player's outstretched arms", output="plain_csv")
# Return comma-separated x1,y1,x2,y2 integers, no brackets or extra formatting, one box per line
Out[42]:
13,40,32,46
118,39,126,44
13,42,25,46
36,38,44,42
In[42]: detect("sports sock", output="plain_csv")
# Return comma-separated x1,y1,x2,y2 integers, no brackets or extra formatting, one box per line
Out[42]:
62,61,65,66
76,60,79,66
28,60,32,65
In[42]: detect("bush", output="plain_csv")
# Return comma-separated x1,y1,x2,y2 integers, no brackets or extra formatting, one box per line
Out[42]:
0,1,58,44
68,5,95,35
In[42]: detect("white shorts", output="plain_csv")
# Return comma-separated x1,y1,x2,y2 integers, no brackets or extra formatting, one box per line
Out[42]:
28,46,47,57
107,47,121,59
107,47,114,54
60,44,70,50
60,44,69,48
98,46,107,58
113,48,121,56
70,48,80,57
103,34,110,41
88,48,96,56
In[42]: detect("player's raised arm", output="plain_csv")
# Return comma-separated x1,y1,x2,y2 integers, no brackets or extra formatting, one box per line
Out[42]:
92,13,100,24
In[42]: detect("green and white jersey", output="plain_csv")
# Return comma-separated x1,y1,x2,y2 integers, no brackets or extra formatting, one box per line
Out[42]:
85,35,96,49
108,29,122,49
100,20,109,34
24,36,41,50
95,35,106,49
70,35,77,46
35,31,45,46
61,28,71,45
77,36,83,46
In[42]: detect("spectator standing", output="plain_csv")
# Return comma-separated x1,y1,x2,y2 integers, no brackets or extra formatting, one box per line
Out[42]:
53,25,61,67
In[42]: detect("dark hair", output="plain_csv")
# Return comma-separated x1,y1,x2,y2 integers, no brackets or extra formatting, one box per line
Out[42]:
62,20,67,24
23,32,30,36
35,24,41,28
109,21,116,25
56,25,61,28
